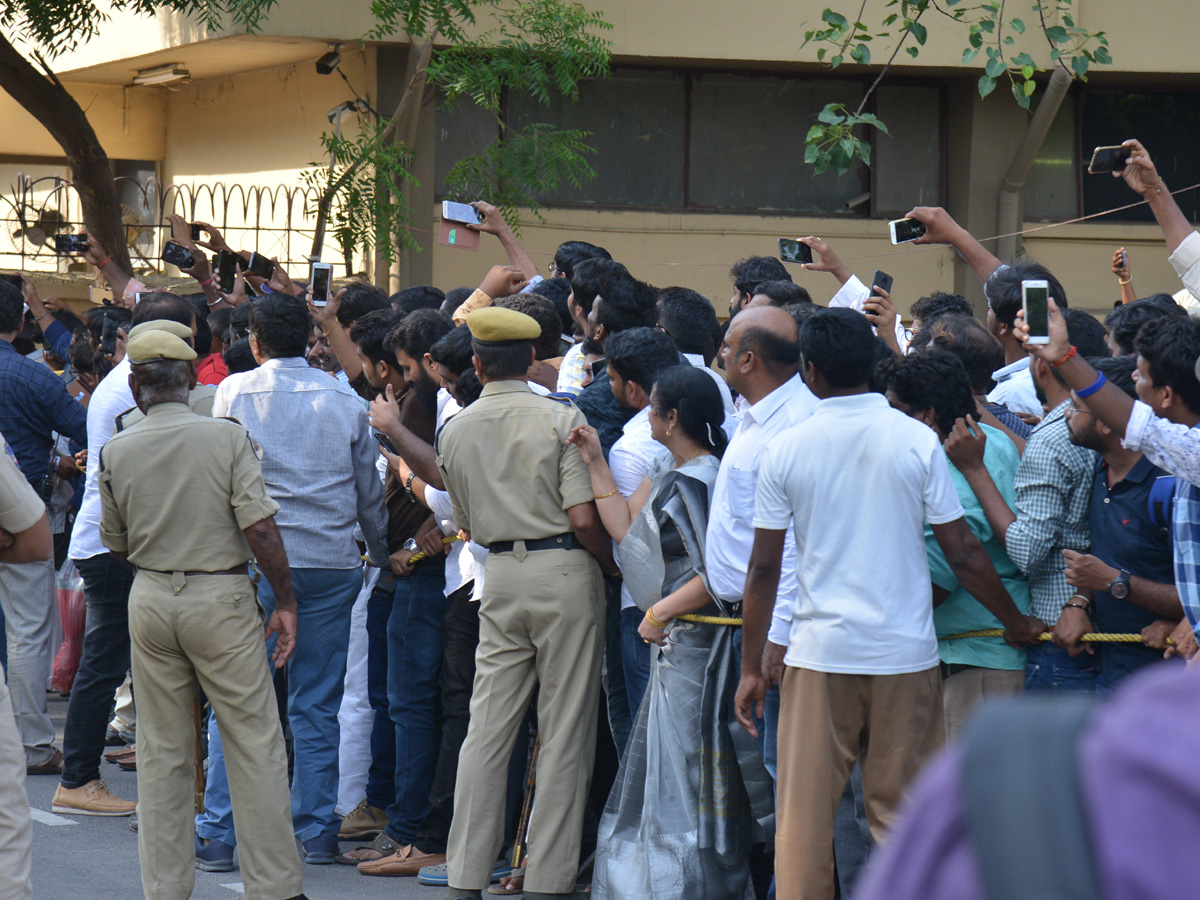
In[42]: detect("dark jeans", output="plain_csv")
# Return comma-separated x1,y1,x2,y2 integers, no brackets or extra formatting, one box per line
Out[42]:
618,606,652,724
384,560,447,844
365,577,396,812
415,581,479,853
603,575,630,754
1024,642,1098,694
61,554,135,789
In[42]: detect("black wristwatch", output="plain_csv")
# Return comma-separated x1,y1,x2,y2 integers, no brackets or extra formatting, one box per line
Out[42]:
404,472,417,502
1108,569,1132,600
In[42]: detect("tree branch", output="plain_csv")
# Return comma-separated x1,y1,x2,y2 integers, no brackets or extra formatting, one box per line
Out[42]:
853,6,925,117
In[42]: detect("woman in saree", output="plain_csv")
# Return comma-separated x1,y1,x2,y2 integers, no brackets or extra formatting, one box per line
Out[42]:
567,364,773,900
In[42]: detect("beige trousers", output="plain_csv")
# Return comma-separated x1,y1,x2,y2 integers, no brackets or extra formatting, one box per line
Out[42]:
775,665,944,900
0,678,32,900
128,571,301,900
447,547,604,895
942,665,1024,742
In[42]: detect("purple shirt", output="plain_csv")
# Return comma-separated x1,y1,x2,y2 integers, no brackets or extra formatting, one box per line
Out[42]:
855,663,1200,900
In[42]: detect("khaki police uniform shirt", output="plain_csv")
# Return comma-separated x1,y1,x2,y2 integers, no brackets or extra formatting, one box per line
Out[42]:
98,402,279,571
116,384,216,430
436,380,593,547
0,436,45,534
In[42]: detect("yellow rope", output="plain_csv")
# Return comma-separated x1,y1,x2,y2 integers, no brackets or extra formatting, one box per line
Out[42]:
677,614,743,625
941,629,1147,643
408,533,464,565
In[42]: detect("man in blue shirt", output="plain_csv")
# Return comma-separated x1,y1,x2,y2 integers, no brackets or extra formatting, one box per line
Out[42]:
1060,356,1183,689
0,278,87,774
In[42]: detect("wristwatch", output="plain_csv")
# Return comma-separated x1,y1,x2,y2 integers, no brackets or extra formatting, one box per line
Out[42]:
403,538,419,554
1108,569,1132,600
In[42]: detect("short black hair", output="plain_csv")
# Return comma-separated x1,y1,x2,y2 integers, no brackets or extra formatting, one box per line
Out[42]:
441,287,473,316
570,257,628,318
208,307,233,347
752,280,811,306
736,325,800,379
799,307,876,388
605,327,680,393
497,295,562,360
132,293,195,329
652,365,728,458
229,301,254,343
1090,354,1137,400
192,310,213,356
657,287,719,357
0,280,21,332
223,336,259,374
472,339,532,380
1105,298,1189,356
390,285,446,316
68,333,95,375
909,314,1004,394
730,256,791,298
385,308,454,363
430,323,474,376
783,301,822,334
877,349,977,436
910,291,973,326
1134,316,1200,415
455,367,484,406
596,272,658,336
1063,309,1109,361
335,282,389,327
555,240,611,280
985,260,1069,328
350,308,404,367
535,277,573,336
249,294,311,359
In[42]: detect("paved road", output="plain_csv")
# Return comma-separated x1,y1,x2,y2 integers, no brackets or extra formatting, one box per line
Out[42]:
25,695,441,900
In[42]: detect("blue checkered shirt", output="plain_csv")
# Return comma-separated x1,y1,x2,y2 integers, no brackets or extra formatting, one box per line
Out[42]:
0,339,87,489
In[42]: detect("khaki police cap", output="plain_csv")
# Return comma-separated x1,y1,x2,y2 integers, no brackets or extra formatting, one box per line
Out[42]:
126,330,197,364
127,319,194,341
466,307,541,345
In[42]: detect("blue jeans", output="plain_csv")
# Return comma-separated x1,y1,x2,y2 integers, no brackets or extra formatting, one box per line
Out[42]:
383,560,447,844
1024,642,1097,694
365,577,396,812
603,575,631,754
761,686,780,900
619,606,653,725
197,566,363,844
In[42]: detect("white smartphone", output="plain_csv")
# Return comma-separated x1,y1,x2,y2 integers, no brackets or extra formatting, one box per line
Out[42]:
442,200,481,225
1022,280,1050,344
310,262,332,308
889,217,927,244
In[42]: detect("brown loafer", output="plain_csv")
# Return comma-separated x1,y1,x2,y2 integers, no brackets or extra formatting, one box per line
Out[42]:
357,844,447,877
27,748,63,775
105,745,137,764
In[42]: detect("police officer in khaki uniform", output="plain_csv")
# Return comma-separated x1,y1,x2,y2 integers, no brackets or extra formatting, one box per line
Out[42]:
97,329,308,900
436,308,615,900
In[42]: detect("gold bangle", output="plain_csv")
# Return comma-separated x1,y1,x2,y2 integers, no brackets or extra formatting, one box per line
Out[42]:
322,326,333,337
1118,276,1132,285
594,486,619,500
644,606,669,630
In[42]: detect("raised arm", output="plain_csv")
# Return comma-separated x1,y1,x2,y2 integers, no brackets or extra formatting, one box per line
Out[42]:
465,201,539,281
907,206,1003,285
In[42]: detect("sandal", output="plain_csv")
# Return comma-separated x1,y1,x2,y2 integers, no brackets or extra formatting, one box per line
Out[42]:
335,831,398,866
487,864,526,895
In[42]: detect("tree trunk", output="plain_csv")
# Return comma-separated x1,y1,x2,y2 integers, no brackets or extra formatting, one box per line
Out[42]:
0,34,132,274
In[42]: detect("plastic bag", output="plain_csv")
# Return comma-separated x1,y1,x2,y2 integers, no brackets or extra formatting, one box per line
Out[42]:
50,559,86,692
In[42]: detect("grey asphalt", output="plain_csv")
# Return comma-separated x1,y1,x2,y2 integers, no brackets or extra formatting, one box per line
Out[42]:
24,694,443,900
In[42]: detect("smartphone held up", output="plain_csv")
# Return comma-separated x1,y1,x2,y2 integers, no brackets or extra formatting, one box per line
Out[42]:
1088,144,1132,175
53,234,89,254
310,261,333,307
889,217,927,244
778,238,814,265
1022,280,1050,345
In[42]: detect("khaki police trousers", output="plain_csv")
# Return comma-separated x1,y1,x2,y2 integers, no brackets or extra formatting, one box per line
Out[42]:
447,546,604,895
128,571,301,900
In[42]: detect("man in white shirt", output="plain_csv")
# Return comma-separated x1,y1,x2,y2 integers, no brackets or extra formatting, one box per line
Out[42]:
736,307,1043,900
604,327,679,720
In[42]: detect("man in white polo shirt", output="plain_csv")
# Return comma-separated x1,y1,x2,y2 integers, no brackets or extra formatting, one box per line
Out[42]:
735,308,1044,900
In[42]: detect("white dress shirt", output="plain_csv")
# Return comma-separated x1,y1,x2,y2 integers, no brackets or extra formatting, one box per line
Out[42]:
69,359,134,562
987,357,1041,417
214,357,388,568
755,393,964,674
705,375,818,644
424,388,474,596
610,406,671,610
829,275,910,352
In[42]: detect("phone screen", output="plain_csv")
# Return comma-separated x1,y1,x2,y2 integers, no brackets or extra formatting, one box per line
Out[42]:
247,253,274,279
100,315,119,356
53,234,87,254
1088,145,1132,174
890,218,927,243
161,240,194,269
311,264,331,306
1023,282,1050,342
190,223,203,241
216,251,239,292
778,238,813,265
442,200,481,225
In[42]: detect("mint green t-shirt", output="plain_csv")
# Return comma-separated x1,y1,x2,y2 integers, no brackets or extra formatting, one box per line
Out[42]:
927,423,1031,670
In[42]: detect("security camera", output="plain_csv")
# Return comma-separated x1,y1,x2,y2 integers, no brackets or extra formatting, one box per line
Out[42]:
316,45,341,76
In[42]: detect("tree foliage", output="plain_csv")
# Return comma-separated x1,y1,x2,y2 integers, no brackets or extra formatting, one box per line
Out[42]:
800,0,1111,175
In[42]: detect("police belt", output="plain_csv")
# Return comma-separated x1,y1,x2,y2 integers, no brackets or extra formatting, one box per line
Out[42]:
137,563,249,578
488,533,579,555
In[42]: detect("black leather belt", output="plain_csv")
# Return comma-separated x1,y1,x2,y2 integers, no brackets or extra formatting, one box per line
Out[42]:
488,533,579,554
139,564,249,577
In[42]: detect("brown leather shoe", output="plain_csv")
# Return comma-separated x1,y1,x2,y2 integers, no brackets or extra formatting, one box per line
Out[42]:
104,744,136,764
27,748,63,775
52,780,136,816
357,844,447,877
338,799,389,840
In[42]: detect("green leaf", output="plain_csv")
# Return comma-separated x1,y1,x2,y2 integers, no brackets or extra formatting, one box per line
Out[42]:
883,13,899,25
1044,25,1068,42
1021,64,1035,79
906,45,919,57
963,48,979,64
1012,81,1031,109
854,112,890,134
1012,52,1035,67
850,43,871,64
804,142,822,164
818,104,845,125
1011,17,1025,33
1071,54,1090,77
1004,36,1014,44
978,74,997,98
969,31,983,48
1024,78,1037,96
978,19,995,32
858,140,872,167
907,20,927,44
985,57,1006,78
1094,46,1112,65
817,48,826,61
806,124,827,143
822,9,849,28
830,54,844,68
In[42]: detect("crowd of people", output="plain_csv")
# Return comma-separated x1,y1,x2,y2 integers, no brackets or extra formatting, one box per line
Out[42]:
2,137,1200,900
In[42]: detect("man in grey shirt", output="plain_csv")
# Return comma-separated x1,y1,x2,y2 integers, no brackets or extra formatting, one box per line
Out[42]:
195,294,388,868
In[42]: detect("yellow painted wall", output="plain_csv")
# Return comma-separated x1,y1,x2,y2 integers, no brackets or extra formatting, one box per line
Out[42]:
0,83,165,160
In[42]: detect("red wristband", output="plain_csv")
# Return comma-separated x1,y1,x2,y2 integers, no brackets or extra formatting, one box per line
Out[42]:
198,276,214,288
98,256,112,269
1050,345,1077,367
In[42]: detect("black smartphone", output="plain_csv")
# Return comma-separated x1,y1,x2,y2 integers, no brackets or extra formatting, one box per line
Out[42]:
53,234,88,254
778,238,814,265
161,240,195,269
242,280,257,299
1088,145,1132,174
216,250,239,292
870,270,894,296
373,430,399,455
0,273,22,288
100,314,119,357
246,252,274,280
190,223,203,241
